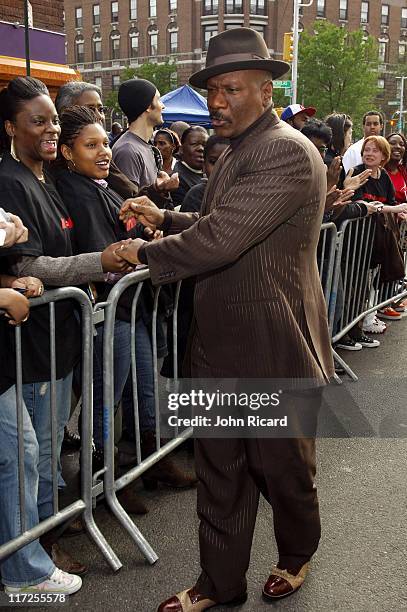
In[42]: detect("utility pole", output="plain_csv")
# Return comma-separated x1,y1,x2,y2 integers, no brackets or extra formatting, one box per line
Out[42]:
396,76,406,132
23,0,32,76
291,0,313,104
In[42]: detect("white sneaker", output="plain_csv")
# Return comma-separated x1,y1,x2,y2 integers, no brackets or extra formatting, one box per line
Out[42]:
362,319,386,334
5,568,82,595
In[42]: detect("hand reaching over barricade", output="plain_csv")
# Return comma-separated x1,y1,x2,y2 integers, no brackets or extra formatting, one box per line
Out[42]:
115,238,147,266
343,167,372,191
325,186,354,213
101,239,136,273
155,171,179,193
119,196,165,231
326,156,342,192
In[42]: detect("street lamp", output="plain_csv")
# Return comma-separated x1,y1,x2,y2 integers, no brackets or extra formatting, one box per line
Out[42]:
292,0,313,104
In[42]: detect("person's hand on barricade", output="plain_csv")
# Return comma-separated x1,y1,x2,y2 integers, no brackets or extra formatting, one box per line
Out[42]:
115,238,147,266
365,202,379,214
11,276,44,298
119,196,165,231
0,213,28,248
326,156,342,192
155,171,179,193
343,168,372,191
0,288,29,325
101,239,135,273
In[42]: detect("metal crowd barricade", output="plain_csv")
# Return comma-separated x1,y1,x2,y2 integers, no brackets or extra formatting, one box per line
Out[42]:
92,269,192,565
0,287,120,570
330,216,407,381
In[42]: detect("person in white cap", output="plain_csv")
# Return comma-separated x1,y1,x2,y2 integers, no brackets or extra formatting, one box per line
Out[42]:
281,104,316,130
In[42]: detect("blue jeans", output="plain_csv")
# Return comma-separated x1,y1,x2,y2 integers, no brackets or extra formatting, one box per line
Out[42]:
92,318,156,450
93,319,132,450
23,372,73,521
0,386,55,587
122,317,156,435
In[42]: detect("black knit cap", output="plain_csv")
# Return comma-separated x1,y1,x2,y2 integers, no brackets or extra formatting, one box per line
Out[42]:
118,78,157,122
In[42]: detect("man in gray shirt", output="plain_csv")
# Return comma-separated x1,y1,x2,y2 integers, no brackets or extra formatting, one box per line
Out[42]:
112,78,165,189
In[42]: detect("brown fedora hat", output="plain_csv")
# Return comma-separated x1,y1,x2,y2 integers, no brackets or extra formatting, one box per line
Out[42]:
190,28,290,89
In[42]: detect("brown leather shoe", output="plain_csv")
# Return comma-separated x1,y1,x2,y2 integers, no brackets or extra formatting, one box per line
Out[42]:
157,587,247,611
61,517,85,537
262,562,309,600
48,542,88,576
117,485,148,514
142,431,198,490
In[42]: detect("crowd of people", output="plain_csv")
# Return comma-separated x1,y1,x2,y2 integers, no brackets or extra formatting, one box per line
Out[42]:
0,25,406,607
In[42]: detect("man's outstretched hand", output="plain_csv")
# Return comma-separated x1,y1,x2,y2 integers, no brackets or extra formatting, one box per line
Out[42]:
115,238,147,266
119,196,165,231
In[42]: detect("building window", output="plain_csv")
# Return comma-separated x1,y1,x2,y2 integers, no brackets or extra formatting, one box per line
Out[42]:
149,28,158,55
111,33,121,59
95,77,102,89
75,7,83,28
149,0,157,18
377,78,384,89
169,0,177,12
203,25,217,50
402,8,407,29
225,0,243,13
378,41,387,63
169,30,178,53
92,4,100,25
112,75,120,90
339,0,347,21
129,29,139,57
203,0,218,16
75,37,84,62
130,0,137,20
360,1,369,24
250,0,266,15
111,1,119,22
381,4,389,26
92,35,102,62
316,0,325,18
251,24,265,38
399,42,406,61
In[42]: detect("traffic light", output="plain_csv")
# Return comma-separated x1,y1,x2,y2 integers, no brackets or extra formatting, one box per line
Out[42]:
390,119,396,127
283,32,294,62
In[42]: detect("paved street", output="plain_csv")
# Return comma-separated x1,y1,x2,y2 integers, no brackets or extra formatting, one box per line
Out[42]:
21,315,407,612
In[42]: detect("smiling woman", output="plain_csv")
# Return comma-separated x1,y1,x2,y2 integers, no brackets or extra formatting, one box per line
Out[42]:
0,77,136,583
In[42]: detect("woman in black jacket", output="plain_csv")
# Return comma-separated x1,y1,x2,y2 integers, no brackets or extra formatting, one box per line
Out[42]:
55,107,196,504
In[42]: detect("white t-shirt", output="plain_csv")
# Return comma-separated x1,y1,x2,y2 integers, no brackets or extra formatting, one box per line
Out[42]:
342,138,364,174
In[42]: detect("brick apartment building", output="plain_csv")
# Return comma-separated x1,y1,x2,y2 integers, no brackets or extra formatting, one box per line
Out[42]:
64,0,407,124
0,1,78,94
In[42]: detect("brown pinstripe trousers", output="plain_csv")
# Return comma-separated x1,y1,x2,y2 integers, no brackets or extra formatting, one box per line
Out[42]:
190,333,321,603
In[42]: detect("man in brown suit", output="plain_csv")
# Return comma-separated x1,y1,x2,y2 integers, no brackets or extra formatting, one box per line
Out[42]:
118,28,334,612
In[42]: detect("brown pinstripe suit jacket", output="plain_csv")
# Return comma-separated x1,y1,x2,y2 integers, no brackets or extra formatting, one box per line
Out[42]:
145,109,334,383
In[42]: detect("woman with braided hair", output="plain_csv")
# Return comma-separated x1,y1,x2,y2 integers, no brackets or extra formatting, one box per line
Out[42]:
54,106,197,503
0,76,134,579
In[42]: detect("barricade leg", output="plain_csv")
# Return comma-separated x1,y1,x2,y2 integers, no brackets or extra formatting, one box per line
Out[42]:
103,294,158,565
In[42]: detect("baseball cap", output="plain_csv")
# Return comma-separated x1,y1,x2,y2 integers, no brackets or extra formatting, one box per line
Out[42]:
281,104,316,122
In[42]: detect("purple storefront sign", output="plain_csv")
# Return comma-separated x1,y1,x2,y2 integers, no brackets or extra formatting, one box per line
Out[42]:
0,22,65,64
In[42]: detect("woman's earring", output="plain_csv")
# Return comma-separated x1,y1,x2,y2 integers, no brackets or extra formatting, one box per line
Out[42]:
68,158,76,172
10,137,20,162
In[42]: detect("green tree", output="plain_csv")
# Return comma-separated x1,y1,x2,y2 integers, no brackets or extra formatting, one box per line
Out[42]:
105,60,178,114
297,21,379,133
